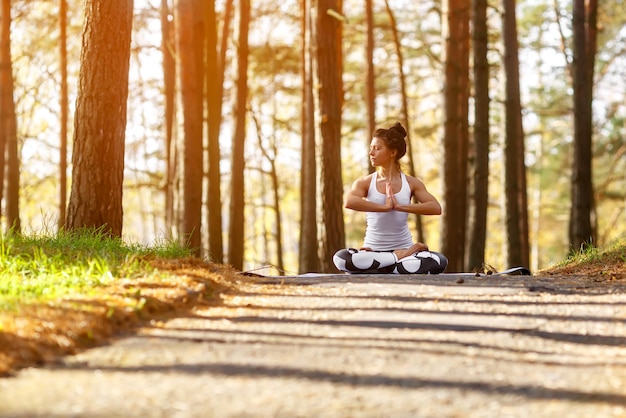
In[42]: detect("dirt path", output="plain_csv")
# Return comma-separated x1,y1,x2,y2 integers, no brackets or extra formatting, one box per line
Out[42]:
1,274,625,417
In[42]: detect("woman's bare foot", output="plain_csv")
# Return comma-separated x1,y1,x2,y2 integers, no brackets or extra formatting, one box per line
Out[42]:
393,242,428,260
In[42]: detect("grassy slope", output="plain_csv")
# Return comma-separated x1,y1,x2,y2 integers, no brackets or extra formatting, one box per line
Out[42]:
539,239,626,276
0,232,242,376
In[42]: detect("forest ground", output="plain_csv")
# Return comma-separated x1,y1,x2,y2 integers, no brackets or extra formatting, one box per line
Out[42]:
0,259,625,417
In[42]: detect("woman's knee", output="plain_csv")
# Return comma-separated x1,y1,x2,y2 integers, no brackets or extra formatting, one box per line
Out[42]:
333,248,362,272
333,248,396,273
395,251,448,274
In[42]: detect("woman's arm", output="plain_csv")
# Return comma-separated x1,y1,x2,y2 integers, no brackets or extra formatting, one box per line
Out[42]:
391,176,442,215
344,175,393,212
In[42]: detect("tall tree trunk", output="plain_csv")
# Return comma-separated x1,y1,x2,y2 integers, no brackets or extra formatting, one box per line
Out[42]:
161,0,177,236
299,0,320,273
270,163,284,273
364,0,375,174
228,0,250,270
219,0,233,87
204,0,228,263
316,0,345,272
0,0,5,214
66,0,134,237
0,0,19,233
467,0,489,271
176,0,205,256
569,0,597,252
59,0,69,231
502,0,529,268
441,0,470,272
384,0,423,242
251,111,284,273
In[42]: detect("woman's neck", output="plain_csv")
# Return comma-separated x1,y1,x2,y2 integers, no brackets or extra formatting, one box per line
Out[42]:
377,165,400,180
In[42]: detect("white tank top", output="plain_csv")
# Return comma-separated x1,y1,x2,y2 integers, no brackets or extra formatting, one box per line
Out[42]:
363,172,414,251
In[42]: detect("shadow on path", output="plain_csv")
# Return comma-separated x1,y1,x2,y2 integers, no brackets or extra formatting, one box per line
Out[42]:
55,361,626,406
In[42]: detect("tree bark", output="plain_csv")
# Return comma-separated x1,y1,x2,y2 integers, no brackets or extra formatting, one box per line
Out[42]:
228,0,250,270
176,0,205,255
204,0,228,263
59,0,69,231
441,0,470,272
316,0,345,272
65,0,134,237
0,0,5,215
0,0,19,233
365,0,375,174
569,0,597,252
467,0,490,271
502,0,529,268
299,0,320,273
251,111,284,273
161,0,177,237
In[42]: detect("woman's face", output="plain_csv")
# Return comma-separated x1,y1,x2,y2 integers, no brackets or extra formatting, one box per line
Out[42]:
369,137,396,167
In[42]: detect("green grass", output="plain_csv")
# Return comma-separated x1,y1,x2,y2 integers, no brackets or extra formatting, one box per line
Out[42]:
553,238,626,272
0,228,192,310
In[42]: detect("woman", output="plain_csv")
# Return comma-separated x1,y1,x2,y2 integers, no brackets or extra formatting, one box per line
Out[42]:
333,122,448,274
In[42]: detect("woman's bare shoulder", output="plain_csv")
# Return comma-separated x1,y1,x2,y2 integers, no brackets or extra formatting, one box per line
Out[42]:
404,174,426,188
350,173,375,196
353,173,375,185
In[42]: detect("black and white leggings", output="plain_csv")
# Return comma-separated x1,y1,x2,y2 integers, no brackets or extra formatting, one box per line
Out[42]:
333,248,448,274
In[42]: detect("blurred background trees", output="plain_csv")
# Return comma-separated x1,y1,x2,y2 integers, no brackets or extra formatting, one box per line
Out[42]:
0,0,624,273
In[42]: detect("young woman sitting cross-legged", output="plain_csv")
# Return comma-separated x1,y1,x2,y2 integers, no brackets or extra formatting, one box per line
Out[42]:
333,122,448,275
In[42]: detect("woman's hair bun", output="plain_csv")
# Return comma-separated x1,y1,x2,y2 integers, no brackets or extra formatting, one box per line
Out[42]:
390,122,407,139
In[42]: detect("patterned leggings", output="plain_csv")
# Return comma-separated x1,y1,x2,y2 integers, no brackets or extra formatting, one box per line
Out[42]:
333,248,448,274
